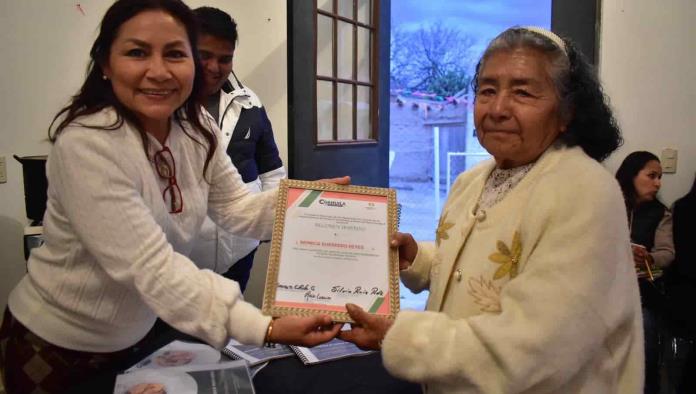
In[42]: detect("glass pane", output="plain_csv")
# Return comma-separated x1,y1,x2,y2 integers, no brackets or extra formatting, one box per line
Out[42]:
357,27,371,82
317,15,333,77
337,83,353,140
357,0,371,24
337,21,353,80
338,0,353,19
357,86,371,139
317,81,334,141
317,0,332,12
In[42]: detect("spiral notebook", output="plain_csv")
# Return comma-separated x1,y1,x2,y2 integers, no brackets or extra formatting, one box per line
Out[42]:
221,338,295,366
290,338,374,365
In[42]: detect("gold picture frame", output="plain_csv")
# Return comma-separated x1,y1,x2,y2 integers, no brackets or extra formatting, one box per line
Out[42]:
262,179,400,323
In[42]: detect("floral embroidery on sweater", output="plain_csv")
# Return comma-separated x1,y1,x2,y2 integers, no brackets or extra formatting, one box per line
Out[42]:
435,211,455,246
467,275,502,313
488,231,522,280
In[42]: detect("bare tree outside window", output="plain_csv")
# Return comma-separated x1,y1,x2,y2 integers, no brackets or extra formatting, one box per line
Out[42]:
390,22,476,97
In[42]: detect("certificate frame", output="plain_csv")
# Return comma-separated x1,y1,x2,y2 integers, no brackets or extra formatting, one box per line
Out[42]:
262,179,400,323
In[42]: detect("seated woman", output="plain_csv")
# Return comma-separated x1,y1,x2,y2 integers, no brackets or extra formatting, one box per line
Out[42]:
340,27,644,393
616,151,674,272
0,1,343,393
615,151,674,394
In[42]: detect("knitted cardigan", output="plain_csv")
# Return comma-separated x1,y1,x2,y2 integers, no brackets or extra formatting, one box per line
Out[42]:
383,145,644,394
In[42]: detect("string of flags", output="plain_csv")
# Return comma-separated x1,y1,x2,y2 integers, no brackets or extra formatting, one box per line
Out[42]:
393,89,470,119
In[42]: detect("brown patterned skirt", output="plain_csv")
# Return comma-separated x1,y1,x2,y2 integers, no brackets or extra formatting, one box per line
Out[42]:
0,308,155,394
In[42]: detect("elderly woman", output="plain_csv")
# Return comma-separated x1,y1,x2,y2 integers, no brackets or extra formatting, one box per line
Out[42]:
341,27,644,393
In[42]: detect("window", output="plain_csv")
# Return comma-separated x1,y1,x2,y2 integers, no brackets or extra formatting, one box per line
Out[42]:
315,0,379,145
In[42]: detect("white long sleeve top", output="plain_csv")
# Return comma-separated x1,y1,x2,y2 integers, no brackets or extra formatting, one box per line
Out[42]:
383,145,644,393
8,108,274,352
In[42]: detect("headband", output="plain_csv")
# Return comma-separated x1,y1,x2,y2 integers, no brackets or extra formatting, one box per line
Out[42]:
522,26,567,55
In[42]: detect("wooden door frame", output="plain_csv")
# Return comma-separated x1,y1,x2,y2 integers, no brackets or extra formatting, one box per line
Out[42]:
287,0,391,186
552,0,600,65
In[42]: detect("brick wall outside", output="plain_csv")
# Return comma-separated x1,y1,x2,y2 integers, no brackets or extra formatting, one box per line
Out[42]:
389,95,480,183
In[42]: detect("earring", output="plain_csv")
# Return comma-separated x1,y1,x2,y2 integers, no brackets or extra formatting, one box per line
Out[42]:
102,75,108,80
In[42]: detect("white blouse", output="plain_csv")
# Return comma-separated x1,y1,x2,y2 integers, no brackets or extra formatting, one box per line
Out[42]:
477,162,535,211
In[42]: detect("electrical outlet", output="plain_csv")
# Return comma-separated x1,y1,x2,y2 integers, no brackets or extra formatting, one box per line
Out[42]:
0,156,6,183
661,148,678,174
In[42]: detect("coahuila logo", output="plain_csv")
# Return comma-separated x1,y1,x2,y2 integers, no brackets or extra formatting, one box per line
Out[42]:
319,198,346,207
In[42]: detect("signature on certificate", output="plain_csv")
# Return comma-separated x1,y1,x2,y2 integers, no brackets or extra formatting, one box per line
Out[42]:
303,290,332,302
331,286,384,296
278,283,315,291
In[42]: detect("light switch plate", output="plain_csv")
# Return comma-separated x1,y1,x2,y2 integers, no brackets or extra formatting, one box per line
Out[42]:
661,148,677,174
0,156,6,183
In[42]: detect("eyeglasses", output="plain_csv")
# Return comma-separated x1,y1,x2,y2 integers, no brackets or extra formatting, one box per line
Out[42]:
154,146,183,214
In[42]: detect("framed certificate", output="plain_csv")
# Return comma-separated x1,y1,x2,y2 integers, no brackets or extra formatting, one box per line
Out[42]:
262,179,400,322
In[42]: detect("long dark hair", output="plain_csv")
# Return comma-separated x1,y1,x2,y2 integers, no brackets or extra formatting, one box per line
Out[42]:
472,27,622,162
48,0,216,176
615,151,661,211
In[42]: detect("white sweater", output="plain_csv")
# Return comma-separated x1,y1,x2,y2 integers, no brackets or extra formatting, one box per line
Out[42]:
9,108,273,352
383,146,644,393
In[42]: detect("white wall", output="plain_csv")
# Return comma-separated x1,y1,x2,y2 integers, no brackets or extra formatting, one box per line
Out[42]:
600,0,696,206
0,1,286,311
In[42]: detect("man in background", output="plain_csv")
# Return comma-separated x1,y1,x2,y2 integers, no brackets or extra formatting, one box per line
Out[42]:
189,7,286,291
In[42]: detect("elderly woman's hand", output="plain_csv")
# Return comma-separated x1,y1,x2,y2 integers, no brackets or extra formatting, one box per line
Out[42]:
338,304,393,350
269,315,342,347
391,232,418,270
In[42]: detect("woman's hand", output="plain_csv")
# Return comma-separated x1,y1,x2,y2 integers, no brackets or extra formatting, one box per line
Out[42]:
268,315,342,347
631,243,650,268
391,232,418,270
316,176,351,185
338,304,393,350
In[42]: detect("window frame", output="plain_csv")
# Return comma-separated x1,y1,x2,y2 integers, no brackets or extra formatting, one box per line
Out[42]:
314,0,380,147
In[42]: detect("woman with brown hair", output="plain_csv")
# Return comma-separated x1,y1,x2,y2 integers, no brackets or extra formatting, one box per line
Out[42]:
615,151,675,394
0,1,343,392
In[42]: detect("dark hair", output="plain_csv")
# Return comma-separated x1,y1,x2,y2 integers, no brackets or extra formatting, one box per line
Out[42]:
472,27,623,162
677,173,696,203
193,7,238,47
48,0,216,176
615,151,661,211
689,174,696,198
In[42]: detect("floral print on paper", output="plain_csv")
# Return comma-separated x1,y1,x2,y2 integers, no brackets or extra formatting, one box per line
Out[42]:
488,231,522,280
